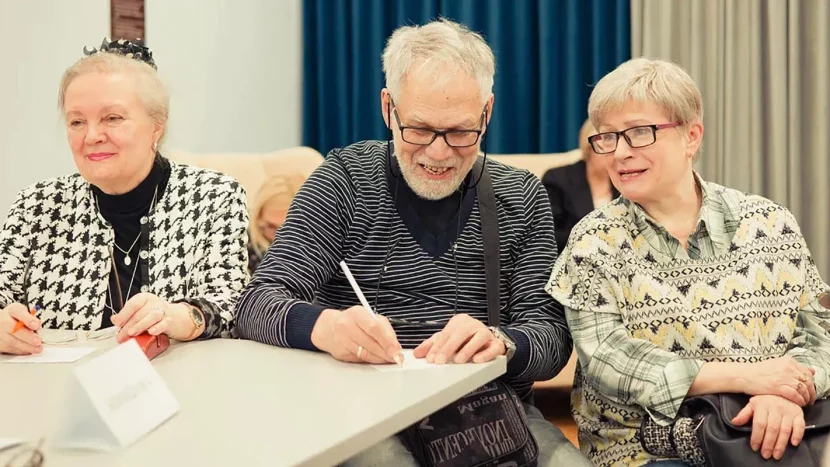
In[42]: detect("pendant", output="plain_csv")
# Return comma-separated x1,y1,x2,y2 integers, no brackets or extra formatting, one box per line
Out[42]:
124,256,132,266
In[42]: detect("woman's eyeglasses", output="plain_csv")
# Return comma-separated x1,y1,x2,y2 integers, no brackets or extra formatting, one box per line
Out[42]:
37,327,118,345
4,439,44,467
588,122,681,154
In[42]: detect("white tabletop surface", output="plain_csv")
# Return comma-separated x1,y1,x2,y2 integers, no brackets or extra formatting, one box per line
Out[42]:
0,338,505,467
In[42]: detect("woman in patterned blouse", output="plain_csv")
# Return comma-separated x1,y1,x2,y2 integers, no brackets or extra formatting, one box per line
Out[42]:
0,39,248,355
546,58,830,467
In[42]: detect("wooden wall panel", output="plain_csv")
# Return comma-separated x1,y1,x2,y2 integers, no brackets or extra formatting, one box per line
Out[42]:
111,0,145,41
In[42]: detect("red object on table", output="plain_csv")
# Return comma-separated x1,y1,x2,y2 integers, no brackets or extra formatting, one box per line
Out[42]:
133,333,170,360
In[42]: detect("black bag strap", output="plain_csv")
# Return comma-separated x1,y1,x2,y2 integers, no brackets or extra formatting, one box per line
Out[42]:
474,158,500,327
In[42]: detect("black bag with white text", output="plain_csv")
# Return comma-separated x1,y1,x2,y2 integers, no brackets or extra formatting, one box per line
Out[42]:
407,379,538,467
405,160,539,467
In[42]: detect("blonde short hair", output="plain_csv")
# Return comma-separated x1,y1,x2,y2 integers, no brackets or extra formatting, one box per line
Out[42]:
58,52,170,144
249,173,306,254
382,18,495,103
578,119,595,155
588,58,703,130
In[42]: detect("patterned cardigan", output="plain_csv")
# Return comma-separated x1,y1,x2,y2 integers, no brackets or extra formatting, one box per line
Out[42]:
0,161,249,338
547,179,830,467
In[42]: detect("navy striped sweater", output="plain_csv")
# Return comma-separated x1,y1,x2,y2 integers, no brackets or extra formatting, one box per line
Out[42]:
235,140,572,398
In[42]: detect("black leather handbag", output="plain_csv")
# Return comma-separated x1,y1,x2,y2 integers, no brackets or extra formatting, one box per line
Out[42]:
677,394,830,466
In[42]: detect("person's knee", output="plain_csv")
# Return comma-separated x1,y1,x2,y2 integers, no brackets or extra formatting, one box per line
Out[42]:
524,404,592,466
340,435,419,467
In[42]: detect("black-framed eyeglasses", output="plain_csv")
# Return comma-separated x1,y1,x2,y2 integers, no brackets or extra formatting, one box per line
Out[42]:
4,439,44,467
390,98,487,148
588,122,681,154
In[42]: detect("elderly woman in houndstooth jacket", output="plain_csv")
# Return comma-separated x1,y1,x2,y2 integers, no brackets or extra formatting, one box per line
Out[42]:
0,39,249,355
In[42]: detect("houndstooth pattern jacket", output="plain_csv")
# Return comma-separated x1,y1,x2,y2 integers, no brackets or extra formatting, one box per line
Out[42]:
0,161,249,338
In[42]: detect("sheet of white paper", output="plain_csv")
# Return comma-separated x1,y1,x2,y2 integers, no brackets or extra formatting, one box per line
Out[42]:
370,349,446,372
6,347,96,364
0,438,24,452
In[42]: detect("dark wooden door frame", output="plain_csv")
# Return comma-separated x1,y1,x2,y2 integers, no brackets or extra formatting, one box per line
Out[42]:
111,0,145,41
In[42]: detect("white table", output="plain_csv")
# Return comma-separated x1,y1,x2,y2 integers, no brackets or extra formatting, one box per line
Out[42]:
0,339,505,466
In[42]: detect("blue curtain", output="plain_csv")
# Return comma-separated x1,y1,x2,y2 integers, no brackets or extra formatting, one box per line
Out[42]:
302,0,631,156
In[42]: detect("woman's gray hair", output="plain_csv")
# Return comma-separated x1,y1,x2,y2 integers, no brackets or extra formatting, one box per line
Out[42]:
382,18,495,103
58,52,170,144
588,57,703,130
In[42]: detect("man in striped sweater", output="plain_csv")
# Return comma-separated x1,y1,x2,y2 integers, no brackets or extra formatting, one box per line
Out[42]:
235,19,589,466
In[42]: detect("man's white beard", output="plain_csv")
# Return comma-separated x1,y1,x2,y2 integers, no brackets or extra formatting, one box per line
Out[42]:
396,153,469,200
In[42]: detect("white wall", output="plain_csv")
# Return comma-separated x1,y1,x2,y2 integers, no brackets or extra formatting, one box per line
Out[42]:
146,0,303,154
0,0,303,221
0,0,110,219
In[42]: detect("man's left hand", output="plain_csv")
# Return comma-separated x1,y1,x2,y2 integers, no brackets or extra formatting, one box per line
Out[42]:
413,314,505,364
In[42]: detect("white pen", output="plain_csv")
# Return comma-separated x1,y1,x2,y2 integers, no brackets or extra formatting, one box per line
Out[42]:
339,260,403,365
339,260,376,314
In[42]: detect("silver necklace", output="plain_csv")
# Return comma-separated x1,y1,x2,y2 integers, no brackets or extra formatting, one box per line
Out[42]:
106,245,141,312
106,185,158,308
112,186,158,266
115,234,141,266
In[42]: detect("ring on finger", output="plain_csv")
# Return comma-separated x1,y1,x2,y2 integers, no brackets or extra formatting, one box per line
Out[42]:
356,345,364,359
797,382,804,389
798,374,808,383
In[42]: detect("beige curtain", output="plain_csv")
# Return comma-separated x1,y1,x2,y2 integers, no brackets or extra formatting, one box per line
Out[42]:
631,0,830,280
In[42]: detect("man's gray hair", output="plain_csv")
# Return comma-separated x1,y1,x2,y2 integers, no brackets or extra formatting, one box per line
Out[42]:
382,18,495,103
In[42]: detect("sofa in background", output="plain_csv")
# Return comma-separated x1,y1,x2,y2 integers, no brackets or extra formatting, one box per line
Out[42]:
489,147,582,179
166,144,583,203
166,146,325,208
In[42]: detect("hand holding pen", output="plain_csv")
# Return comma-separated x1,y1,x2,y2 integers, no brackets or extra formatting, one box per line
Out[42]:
0,255,43,355
308,261,404,365
1,303,42,355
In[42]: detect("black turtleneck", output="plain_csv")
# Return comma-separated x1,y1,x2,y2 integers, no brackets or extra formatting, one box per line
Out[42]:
92,156,171,328
389,156,476,258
